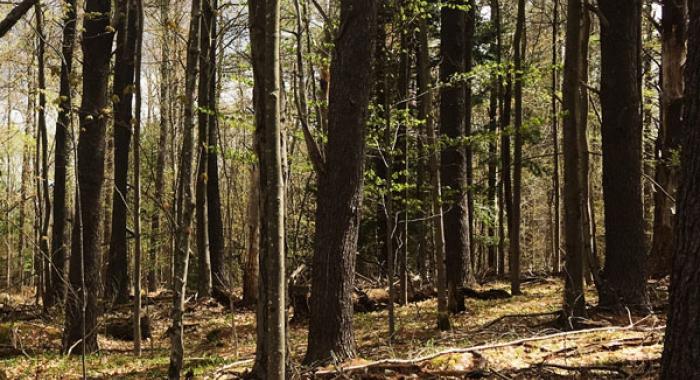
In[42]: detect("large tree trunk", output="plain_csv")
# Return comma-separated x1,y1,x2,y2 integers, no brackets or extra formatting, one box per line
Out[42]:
106,0,138,305
660,5,700,377
562,0,587,321
168,0,200,376
417,14,450,331
62,0,114,355
48,0,77,308
440,0,467,314
598,0,649,310
649,0,687,279
304,0,377,365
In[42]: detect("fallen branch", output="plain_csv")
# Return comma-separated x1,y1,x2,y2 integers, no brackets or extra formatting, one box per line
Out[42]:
314,317,658,375
536,363,630,377
210,358,254,379
472,310,561,332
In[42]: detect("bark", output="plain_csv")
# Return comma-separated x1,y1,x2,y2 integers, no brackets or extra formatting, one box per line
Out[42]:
242,165,259,306
106,0,138,305
487,0,500,274
35,1,52,308
149,0,170,293
660,5,700,377
649,0,687,278
62,0,114,355
207,0,228,305
440,0,467,314
550,0,562,273
305,0,377,365
196,0,212,297
0,0,37,38
510,0,526,296
262,0,285,377
562,0,587,321
598,0,649,310
418,14,450,331
132,0,144,355
49,0,77,308
464,0,476,284
168,0,200,375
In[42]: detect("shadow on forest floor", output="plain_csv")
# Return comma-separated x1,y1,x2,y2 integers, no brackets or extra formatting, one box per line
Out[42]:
0,278,667,379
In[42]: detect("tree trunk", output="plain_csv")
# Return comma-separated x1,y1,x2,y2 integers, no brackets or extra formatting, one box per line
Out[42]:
598,0,649,310
550,0,561,274
510,0,526,296
464,0,476,285
418,14,450,331
48,0,77,308
207,0,228,305
649,0,687,279
0,0,37,38
132,0,144,355
62,0,114,355
196,0,213,297
440,0,467,314
242,165,259,306
305,0,377,364
106,0,138,305
262,0,286,376
487,0,501,274
149,0,170,293
660,5,700,377
562,0,587,321
168,0,200,375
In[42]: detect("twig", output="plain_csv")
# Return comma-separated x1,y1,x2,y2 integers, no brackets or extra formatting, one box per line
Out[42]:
537,363,630,377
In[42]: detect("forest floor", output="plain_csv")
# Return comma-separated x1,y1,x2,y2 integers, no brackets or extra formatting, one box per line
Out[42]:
0,278,667,379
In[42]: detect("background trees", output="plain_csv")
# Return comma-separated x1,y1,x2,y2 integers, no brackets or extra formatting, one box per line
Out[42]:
1,0,699,378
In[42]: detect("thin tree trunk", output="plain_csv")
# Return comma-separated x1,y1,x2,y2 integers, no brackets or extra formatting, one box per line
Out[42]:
168,0,200,375
464,0,476,284
49,0,77,308
196,0,213,297
0,0,37,38
510,0,526,296
242,165,259,306
551,0,561,274
149,0,170,293
106,0,138,305
207,0,228,305
418,14,450,331
132,0,144,356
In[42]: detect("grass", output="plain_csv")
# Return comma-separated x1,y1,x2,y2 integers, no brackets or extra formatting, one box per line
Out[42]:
0,278,665,378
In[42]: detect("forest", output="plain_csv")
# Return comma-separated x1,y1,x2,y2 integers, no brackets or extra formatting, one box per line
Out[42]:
0,0,699,378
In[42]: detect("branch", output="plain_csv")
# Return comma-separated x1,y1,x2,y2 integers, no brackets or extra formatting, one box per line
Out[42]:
0,0,36,38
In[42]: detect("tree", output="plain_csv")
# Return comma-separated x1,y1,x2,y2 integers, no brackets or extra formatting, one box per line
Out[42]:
168,0,200,375
63,0,114,355
261,0,285,376
510,0,526,296
598,0,649,310
562,0,587,322
48,0,77,309
660,4,700,377
649,0,687,278
132,0,144,356
305,0,378,364
106,0,138,305
417,11,450,331
440,0,467,314
464,0,476,285
0,0,37,39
